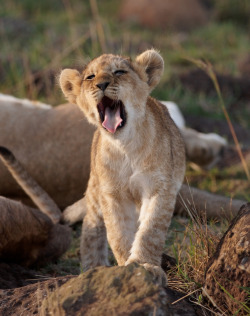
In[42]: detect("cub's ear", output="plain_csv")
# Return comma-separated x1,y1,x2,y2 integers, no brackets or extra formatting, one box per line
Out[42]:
59,69,82,104
135,49,164,91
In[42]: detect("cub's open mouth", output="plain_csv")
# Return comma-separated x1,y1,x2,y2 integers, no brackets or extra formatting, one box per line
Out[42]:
97,96,126,134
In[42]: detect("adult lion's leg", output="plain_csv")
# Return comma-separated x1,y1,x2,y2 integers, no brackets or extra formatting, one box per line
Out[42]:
180,127,227,169
176,184,246,219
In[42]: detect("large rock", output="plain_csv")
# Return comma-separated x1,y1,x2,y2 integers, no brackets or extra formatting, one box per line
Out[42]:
0,264,201,315
119,0,209,31
41,264,199,316
203,203,250,314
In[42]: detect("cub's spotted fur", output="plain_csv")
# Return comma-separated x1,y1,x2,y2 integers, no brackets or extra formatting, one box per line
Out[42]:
60,50,186,284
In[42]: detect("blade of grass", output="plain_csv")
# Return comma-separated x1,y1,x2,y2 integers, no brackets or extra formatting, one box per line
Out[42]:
171,287,201,305
202,287,226,315
214,278,250,313
189,297,223,316
89,0,107,53
17,31,91,94
186,57,250,181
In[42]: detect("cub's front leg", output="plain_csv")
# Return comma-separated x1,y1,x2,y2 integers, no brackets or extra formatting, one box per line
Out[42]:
100,193,137,266
125,189,177,285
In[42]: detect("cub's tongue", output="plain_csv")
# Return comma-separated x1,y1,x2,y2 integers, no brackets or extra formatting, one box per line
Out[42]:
102,105,122,134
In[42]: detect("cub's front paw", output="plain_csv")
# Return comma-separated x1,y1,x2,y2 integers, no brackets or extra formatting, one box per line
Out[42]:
125,259,167,286
142,263,167,286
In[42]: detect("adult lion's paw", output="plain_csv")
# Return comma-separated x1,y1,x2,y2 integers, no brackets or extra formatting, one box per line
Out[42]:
125,259,167,286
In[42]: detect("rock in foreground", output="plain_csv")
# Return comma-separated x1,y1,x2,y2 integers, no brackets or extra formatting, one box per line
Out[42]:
204,203,250,314
0,263,201,316
41,264,198,316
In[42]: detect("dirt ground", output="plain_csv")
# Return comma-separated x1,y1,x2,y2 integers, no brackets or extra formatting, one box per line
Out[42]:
0,272,73,316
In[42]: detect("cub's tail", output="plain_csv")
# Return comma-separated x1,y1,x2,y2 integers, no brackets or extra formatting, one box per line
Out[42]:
0,146,61,224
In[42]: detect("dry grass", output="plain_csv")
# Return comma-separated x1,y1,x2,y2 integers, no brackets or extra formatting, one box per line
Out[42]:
167,191,249,315
1,1,249,314
167,204,221,314
186,57,250,181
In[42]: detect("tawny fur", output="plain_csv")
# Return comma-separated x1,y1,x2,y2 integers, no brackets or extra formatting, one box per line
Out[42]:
0,146,61,224
181,128,227,169
0,147,71,266
176,184,245,219
0,97,94,209
59,50,186,284
0,94,244,268
0,196,71,267
0,93,232,214
63,184,245,226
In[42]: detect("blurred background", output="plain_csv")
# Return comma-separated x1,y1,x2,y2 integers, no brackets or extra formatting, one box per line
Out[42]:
0,0,249,197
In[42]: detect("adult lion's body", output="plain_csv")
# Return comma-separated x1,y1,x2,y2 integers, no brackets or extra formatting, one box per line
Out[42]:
0,95,94,208
0,94,244,219
0,59,245,271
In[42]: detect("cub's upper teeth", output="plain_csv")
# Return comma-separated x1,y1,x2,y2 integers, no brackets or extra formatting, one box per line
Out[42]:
120,123,122,127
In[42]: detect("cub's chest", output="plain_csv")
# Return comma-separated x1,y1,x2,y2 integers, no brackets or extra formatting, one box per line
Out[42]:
100,152,148,194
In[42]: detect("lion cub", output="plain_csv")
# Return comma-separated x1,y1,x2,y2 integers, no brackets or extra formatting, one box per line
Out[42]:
59,49,185,284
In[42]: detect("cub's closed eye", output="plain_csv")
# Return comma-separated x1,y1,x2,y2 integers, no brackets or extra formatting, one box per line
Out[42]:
114,70,127,76
86,74,95,80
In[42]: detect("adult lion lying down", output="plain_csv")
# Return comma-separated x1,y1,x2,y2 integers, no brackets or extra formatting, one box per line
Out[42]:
0,90,245,267
0,146,71,266
0,92,244,219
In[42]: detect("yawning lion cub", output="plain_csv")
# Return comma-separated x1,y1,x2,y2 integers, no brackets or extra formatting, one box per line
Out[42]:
59,49,186,284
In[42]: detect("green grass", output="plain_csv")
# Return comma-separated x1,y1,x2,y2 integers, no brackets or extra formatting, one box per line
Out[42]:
186,164,250,201
1,0,250,116
1,0,250,314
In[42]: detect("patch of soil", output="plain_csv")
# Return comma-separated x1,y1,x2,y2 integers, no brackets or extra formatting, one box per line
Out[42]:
0,263,47,290
0,276,73,316
161,253,177,272
179,69,250,102
185,114,250,147
217,146,250,169
238,54,250,79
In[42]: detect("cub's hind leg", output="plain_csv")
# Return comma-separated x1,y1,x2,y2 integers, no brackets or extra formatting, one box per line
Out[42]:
80,193,109,272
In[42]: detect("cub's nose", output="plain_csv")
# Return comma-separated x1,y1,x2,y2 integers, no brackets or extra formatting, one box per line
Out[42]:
96,82,110,91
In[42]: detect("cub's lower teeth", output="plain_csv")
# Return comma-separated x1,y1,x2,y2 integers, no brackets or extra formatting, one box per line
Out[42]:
120,123,122,127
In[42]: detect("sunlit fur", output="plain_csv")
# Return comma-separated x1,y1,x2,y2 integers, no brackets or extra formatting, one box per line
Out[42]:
60,49,186,285
0,93,228,211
